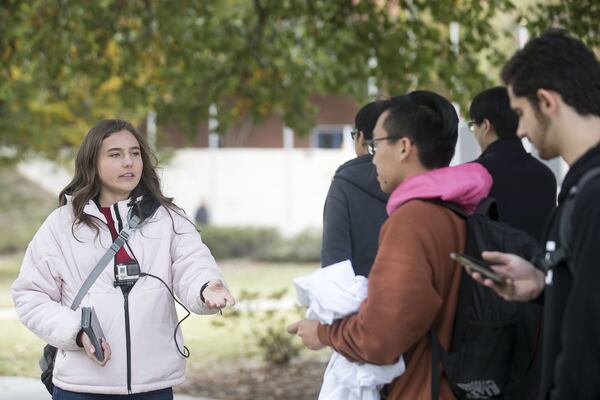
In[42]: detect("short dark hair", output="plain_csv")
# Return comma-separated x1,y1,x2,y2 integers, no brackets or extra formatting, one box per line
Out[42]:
501,29,600,117
382,91,458,169
469,86,518,139
355,101,382,140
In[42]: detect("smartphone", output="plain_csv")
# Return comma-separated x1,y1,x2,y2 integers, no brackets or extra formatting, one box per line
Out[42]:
450,252,506,284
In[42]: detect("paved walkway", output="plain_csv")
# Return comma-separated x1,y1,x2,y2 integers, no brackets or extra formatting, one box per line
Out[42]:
0,376,215,400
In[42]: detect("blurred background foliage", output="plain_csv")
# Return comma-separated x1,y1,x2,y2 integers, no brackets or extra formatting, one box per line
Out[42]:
1,0,598,161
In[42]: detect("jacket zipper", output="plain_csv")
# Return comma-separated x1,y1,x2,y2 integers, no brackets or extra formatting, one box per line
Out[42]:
123,290,133,394
91,204,135,393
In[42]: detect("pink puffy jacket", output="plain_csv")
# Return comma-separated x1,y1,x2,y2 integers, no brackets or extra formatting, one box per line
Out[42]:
11,198,224,394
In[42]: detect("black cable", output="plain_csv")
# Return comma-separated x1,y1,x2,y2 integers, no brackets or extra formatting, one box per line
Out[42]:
139,272,190,358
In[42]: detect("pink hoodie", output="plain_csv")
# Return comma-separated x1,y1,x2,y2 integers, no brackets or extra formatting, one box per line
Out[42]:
386,163,493,216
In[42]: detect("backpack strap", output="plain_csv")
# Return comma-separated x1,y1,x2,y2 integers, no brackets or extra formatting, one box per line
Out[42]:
474,197,499,221
558,166,600,260
431,330,441,400
542,166,600,273
431,328,462,400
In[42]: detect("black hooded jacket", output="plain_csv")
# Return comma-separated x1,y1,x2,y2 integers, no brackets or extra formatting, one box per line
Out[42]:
321,154,389,277
539,142,600,399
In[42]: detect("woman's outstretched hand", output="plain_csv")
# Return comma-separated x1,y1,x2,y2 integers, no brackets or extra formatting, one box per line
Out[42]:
202,280,236,309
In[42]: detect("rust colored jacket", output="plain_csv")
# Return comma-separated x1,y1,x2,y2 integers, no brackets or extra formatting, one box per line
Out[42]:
318,200,466,399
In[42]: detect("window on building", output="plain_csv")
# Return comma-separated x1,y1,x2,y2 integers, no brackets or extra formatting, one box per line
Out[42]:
312,126,345,149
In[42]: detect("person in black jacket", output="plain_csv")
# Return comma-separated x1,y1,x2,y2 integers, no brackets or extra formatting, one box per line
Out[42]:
469,86,557,240
471,30,600,400
469,86,556,400
321,101,389,276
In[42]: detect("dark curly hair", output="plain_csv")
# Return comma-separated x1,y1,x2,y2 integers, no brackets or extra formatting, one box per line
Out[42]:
501,29,600,117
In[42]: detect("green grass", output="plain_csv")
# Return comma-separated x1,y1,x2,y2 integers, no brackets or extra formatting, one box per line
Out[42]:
0,257,324,377
219,259,317,299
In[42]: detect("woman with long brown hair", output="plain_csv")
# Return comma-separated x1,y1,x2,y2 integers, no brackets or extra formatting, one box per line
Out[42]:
12,119,234,399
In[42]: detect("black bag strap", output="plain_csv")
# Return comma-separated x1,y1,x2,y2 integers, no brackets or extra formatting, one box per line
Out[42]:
70,213,141,310
541,166,600,272
474,197,499,220
431,329,463,400
557,166,600,263
431,330,441,400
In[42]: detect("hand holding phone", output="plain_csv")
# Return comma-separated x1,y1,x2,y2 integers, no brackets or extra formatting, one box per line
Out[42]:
450,252,506,284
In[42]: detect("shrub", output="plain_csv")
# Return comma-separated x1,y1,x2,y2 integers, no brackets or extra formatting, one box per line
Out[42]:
199,225,281,259
212,288,303,366
199,225,321,263
261,229,321,263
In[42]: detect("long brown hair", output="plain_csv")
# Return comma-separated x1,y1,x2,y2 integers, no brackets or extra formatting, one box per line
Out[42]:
59,119,180,234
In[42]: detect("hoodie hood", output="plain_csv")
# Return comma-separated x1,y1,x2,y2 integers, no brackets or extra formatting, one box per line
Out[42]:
335,154,389,203
386,163,493,216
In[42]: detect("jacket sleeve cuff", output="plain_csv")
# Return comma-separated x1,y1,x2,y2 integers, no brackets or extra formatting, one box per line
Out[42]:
190,277,224,314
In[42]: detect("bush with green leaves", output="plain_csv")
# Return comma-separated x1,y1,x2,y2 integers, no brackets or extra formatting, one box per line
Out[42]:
199,225,281,260
262,229,321,264
199,225,321,263
212,288,303,366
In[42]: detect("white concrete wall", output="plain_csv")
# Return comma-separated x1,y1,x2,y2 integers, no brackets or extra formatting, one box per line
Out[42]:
17,147,355,235
16,124,565,235
159,148,353,235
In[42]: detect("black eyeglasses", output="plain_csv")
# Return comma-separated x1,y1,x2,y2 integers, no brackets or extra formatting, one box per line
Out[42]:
365,134,404,155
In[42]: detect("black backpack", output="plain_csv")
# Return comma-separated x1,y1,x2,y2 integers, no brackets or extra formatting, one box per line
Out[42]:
430,198,544,400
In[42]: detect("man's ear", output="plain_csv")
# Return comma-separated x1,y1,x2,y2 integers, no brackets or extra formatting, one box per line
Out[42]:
357,131,366,146
537,89,559,116
482,118,493,136
399,137,414,159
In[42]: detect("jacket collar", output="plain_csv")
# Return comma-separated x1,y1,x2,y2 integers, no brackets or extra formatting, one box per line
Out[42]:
81,197,140,225
558,142,600,203
480,138,526,159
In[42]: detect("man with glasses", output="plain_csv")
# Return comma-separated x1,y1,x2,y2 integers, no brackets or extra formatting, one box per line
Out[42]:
321,101,389,276
469,86,556,240
289,91,494,399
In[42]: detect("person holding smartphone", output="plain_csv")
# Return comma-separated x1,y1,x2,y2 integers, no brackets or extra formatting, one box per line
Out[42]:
12,119,235,399
471,30,600,399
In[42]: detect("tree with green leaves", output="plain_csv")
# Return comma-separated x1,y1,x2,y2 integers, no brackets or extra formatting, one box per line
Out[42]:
1,0,597,160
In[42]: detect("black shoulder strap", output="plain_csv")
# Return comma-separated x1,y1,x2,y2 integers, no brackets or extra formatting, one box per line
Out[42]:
431,328,463,400
425,197,498,220
423,198,468,218
474,197,499,220
556,166,600,265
